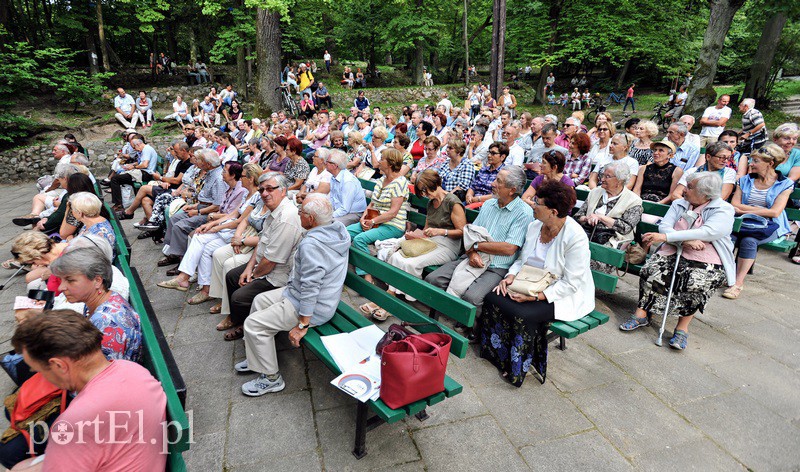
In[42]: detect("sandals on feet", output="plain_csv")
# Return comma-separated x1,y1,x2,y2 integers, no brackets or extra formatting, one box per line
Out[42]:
223,326,244,341
187,292,212,305
216,317,233,331
722,285,743,300
210,303,222,314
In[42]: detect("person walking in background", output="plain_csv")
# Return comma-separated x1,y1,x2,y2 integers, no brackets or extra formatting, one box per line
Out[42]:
623,83,636,113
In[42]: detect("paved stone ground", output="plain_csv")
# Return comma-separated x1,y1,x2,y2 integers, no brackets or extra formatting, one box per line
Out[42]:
1,182,799,471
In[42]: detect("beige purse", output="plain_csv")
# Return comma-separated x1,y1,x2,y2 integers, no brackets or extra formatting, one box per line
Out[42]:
237,225,259,255
399,238,437,258
508,265,557,297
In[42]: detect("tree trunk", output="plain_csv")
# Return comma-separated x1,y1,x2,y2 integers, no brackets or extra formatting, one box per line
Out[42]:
535,0,565,104
684,0,746,118
463,0,469,86
255,8,282,114
247,44,253,85
414,39,424,85
743,9,787,106
615,57,632,90
164,20,178,61
96,0,111,71
85,30,99,75
489,0,506,99
188,27,197,65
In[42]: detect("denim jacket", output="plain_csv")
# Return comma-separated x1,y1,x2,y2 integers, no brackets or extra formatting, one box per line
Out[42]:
738,172,794,237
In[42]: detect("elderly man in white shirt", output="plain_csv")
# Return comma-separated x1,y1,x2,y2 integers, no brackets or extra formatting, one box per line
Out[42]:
114,87,139,129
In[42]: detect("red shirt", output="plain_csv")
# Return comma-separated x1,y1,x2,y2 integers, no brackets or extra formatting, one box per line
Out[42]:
410,139,425,161
627,87,635,98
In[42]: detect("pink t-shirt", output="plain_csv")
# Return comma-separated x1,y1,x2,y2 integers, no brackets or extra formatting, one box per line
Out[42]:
43,360,167,472
627,87,634,98
658,202,722,265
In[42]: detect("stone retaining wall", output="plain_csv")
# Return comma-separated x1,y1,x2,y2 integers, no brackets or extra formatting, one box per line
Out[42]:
0,136,176,183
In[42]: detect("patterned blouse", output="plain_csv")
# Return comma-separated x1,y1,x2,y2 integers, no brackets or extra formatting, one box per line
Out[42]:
437,157,476,192
469,164,505,197
285,157,310,182
84,292,142,362
79,220,116,248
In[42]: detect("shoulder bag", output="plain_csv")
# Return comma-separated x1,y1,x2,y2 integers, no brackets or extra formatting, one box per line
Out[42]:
507,265,557,297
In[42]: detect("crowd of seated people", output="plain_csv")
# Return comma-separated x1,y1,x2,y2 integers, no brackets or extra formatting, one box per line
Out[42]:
7,85,800,420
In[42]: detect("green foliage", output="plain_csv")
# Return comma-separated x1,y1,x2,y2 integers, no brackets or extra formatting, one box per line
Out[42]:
0,40,114,143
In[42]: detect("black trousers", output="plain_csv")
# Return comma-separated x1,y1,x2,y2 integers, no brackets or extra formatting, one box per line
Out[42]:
110,171,152,207
225,263,278,326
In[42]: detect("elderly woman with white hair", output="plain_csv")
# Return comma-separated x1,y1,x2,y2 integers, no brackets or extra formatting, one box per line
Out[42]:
574,160,643,271
620,172,735,350
13,162,78,228
772,123,800,182
70,192,115,247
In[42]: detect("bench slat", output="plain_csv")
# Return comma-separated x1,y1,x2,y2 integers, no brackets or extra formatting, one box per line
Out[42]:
427,391,447,406
443,376,463,397
589,242,625,267
587,311,610,325
564,319,590,334
349,249,476,332
592,270,618,294
581,314,600,329
549,321,579,339
403,399,428,416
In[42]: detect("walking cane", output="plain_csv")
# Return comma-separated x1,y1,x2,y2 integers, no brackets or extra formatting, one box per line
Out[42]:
0,266,26,291
655,210,698,346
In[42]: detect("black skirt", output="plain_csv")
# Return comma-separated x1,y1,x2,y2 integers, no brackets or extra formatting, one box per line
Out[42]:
478,291,555,387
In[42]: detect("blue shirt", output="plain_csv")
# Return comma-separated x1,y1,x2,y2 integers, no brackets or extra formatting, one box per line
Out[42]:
438,157,475,192
470,164,505,197
197,166,227,206
330,169,367,217
114,94,135,114
316,85,329,96
139,144,159,174
670,140,701,171
473,197,535,269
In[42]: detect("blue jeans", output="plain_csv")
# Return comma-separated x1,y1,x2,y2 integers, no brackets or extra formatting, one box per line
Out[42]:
732,228,781,260
623,97,636,111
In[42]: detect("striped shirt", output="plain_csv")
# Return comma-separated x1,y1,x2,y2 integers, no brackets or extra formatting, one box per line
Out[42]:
473,197,535,269
746,187,768,208
372,175,409,230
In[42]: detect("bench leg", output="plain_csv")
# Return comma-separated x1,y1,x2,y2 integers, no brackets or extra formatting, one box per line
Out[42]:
559,336,566,351
428,307,439,321
415,409,430,422
352,402,369,459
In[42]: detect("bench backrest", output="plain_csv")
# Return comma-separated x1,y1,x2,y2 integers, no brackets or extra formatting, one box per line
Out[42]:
348,248,471,357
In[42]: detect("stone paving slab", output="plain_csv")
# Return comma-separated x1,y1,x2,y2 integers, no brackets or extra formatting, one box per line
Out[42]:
0,183,799,471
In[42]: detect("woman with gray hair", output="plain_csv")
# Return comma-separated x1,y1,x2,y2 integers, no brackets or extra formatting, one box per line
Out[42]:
620,172,735,351
575,160,643,272
50,246,142,361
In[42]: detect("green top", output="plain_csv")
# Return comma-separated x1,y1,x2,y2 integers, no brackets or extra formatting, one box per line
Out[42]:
426,192,462,230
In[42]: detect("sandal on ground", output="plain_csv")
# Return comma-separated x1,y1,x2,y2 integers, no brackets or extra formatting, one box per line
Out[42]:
187,292,212,305
210,303,222,314
216,316,233,331
157,278,189,292
359,302,390,321
223,326,244,341
722,285,743,300
791,255,800,265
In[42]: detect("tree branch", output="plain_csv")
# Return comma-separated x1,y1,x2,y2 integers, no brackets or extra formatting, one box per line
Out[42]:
468,15,492,45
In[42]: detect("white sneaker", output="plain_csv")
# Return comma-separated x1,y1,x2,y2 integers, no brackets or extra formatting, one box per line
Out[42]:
234,359,252,373
241,374,285,396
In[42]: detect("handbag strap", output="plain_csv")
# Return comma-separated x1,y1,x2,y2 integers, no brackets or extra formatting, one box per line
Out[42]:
398,338,421,372
404,334,448,367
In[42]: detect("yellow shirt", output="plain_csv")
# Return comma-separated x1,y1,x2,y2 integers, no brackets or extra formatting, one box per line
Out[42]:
298,70,314,91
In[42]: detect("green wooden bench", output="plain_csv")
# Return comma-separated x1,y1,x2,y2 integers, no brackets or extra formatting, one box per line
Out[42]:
106,209,191,471
115,256,191,471
301,248,468,458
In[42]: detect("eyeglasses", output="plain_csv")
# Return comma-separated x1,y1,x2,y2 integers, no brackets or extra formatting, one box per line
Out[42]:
563,123,574,128
597,128,609,132
259,185,280,193
488,151,501,156
425,147,437,152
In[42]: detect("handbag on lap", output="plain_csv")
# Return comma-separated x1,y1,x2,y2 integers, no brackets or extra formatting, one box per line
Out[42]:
507,265,557,297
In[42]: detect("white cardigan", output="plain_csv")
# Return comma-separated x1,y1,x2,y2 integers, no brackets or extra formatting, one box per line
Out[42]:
508,217,595,322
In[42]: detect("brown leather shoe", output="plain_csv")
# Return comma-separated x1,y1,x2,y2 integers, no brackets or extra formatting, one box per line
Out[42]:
157,255,181,267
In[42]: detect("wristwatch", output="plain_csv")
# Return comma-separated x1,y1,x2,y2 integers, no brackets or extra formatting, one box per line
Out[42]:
472,242,480,252
297,322,310,330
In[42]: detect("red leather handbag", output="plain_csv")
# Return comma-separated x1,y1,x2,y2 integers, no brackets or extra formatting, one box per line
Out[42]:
380,333,451,409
